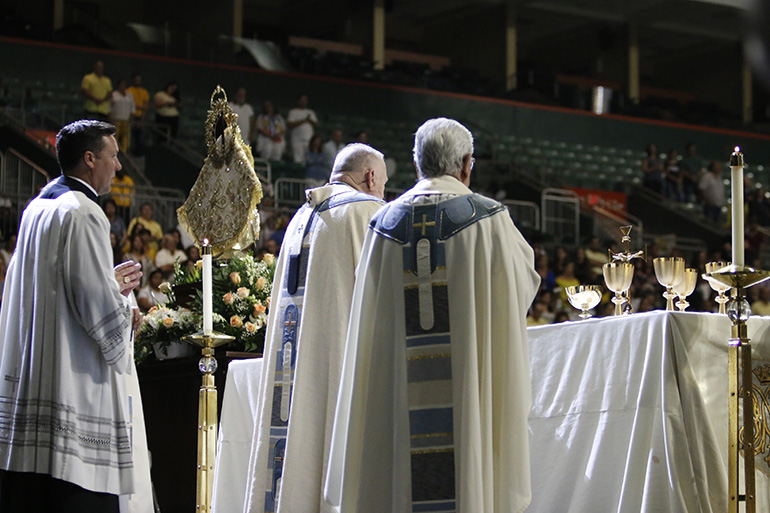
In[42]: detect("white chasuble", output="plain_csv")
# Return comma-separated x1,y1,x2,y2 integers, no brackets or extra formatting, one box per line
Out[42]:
241,183,384,513
323,176,540,513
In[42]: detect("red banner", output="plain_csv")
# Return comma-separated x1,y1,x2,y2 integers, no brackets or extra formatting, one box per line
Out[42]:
567,187,627,214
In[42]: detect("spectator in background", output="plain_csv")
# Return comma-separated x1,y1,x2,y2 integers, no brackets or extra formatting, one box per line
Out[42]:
110,80,135,154
527,299,550,326
664,149,683,202
136,269,170,312
555,261,581,307
81,60,112,121
127,203,163,256
126,73,149,156
0,235,16,269
154,233,187,280
110,168,134,224
256,101,286,160
699,161,725,223
287,94,318,164
102,198,126,244
123,229,153,287
752,285,770,316
154,82,181,139
229,87,256,145
185,245,201,273
304,134,327,184
641,143,664,194
109,231,124,267
322,128,345,168
584,236,606,280
680,142,703,203
353,130,368,144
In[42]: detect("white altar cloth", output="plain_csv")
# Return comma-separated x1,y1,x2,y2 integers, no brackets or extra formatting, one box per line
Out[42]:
528,311,770,513
211,358,263,513
211,312,770,513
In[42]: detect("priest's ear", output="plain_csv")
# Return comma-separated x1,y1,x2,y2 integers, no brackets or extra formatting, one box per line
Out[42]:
460,154,474,187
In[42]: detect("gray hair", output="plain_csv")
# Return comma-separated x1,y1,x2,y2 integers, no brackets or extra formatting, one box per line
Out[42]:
413,118,474,179
332,143,384,175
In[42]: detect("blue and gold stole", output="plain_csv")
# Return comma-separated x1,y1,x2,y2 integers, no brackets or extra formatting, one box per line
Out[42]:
264,187,382,512
371,192,505,513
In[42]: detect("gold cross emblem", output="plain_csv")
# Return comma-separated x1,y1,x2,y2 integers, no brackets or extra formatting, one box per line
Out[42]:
413,213,436,236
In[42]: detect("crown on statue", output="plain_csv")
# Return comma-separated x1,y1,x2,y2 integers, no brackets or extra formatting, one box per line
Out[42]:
753,364,770,385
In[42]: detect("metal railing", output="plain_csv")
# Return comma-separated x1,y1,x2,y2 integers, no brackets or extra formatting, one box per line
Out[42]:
0,148,51,238
504,200,540,232
274,178,314,210
541,188,580,245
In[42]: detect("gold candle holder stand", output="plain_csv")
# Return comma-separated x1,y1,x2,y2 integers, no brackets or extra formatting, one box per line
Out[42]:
182,331,235,512
708,265,770,513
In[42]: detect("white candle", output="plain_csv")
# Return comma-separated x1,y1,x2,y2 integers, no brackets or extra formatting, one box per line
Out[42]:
730,147,745,267
202,240,213,335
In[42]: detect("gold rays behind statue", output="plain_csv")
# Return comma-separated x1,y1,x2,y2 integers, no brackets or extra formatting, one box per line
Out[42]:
177,86,263,256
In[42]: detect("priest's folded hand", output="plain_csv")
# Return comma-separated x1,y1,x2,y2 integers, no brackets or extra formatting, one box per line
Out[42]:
114,261,143,297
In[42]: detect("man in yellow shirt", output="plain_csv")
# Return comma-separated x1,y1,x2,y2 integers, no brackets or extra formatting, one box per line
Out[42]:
111,169,135,223
126,73,150,156
81,61,112,121
126,203,163,257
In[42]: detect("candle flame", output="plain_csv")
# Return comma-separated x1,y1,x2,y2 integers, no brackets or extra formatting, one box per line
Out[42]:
203,238,209,246
735,146,740,153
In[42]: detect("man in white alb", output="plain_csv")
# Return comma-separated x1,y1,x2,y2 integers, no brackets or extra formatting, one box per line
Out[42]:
0,120,149,512
243,143,388,513
324,118,539,513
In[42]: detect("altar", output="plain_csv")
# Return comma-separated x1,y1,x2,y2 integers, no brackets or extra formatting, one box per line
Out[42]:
212,311,770,512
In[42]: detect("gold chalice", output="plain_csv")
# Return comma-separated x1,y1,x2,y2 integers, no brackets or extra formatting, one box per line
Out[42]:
603,262,634,316
703,261,732,314
566,285,603,320
653,257,685,311
672,268,698,311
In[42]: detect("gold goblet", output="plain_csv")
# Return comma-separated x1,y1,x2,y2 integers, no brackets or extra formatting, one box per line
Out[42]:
672,268,698,311
566,285,603,320
603,262,634,316
703,261,732,314
653,257,685,311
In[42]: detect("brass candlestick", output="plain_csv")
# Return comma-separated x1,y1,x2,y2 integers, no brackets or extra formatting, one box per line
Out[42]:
182,331,235,513
707,264,770,513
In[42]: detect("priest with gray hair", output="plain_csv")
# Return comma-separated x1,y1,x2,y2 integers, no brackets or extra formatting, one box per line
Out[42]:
240,143,387,513
324,118,539,513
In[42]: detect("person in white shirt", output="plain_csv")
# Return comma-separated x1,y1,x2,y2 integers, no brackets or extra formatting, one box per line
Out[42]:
154,233,187,280
322,128,345,169
110,80,136,154
287,94,319,164
229,87,256,145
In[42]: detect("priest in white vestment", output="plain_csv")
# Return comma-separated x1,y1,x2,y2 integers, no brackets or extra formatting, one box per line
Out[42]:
241,143,388,513
0,120,146,512
323,118,539,513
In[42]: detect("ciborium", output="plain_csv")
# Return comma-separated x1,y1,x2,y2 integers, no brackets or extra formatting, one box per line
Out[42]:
603,262,634,315
703,261,732,314
672,268,698,311
566,285,603,320
653,257,685,311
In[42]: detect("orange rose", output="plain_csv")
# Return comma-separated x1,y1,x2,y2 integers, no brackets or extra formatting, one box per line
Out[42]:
244,321,257,333
255,277,267,290
230,315,243,328
236,287,250,299
162,317,174,328
262,253,275,266
148,306,158,314
223,292,235,305
253,302,266,316
230,272,241,285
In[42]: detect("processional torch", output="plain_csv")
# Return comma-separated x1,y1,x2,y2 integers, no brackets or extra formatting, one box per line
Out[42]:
706,147,770,513
177,86,263,511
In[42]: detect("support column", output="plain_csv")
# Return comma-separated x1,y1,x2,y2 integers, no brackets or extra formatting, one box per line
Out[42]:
743,46,753,124
233,0,243,50
628,23,640,104
505,2,518,91
373,0,386,70
53,0,64,32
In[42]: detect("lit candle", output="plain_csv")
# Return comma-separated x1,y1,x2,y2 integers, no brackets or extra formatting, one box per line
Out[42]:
730,146,745,267
202,239,213,334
